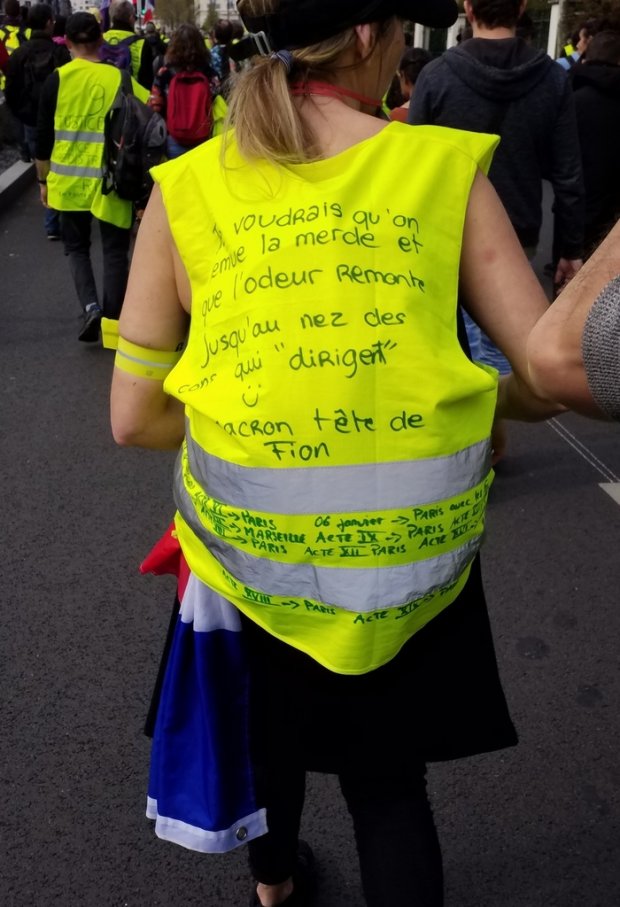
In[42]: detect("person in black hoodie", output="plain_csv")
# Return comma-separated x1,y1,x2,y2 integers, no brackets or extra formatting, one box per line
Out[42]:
5,2,69,238
410,0,585,373
571,30,620,256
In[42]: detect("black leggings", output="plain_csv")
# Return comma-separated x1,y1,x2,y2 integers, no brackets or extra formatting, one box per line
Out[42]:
247,762,444,907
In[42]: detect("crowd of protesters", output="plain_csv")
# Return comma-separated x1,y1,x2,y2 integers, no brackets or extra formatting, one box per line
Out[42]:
2,2,619,905
1,0,618,347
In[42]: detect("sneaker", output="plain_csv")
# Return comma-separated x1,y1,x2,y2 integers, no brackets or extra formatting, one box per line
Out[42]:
249,841,316,907
78,305,102,343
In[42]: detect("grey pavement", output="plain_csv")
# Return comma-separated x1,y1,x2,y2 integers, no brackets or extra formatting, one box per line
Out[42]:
1,186,619,907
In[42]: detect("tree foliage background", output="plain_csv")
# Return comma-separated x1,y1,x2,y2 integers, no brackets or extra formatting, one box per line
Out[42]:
155,0,195,29
561,0,620,39
203,1,219,32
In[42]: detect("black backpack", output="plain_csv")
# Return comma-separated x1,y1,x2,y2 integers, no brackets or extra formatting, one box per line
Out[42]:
102,70,167,205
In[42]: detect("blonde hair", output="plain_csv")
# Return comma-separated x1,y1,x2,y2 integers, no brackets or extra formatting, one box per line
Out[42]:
226,0,392,165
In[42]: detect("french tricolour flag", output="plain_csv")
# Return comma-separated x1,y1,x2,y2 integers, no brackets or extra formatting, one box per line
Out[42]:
142,527,267,853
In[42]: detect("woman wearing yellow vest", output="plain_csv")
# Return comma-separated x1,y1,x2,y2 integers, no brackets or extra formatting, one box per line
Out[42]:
111,1,564,904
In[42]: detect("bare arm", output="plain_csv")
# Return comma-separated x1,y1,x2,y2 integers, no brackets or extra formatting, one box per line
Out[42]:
527,219,620,418
460,171,565,421
110,184,191,449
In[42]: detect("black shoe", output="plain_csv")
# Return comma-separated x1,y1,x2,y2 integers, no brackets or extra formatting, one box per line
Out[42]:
249,841,316,907
78,306,102,343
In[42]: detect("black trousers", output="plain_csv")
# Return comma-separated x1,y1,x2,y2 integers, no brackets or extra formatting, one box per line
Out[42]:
60,210,131,318
247,763,444,907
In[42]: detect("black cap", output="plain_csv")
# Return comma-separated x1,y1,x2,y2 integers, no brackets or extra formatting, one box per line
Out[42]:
239,0,459,51
65,12,102,44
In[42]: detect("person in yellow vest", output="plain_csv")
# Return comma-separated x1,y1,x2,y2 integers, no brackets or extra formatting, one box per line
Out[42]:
1,0,31,156
111,1,565,904
0,0,31,57
35,12,149,342
102,0,152,89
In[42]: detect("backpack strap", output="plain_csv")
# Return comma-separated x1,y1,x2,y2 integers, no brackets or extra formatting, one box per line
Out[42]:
119,67,134,96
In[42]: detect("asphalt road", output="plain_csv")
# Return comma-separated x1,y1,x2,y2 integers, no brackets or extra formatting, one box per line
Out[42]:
1,187,619,907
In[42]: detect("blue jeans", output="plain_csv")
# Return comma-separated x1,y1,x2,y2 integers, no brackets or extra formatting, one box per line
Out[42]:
462,312,511,375
166,135,198,159
24,124,60,236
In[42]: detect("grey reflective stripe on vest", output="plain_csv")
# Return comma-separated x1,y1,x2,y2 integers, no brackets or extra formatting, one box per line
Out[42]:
116,350,174,371
174,458,483,613
55,130,105,143
50,162,101,178
185,431,491,515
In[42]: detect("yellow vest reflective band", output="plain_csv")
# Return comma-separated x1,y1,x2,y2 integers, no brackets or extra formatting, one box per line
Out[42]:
102,29,145,79
153,123,500,675
0,25,30,89
47,59,131,228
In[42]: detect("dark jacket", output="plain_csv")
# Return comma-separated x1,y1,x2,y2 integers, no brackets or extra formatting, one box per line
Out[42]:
410,37,585,259
571,62,620,251
5,31,70,126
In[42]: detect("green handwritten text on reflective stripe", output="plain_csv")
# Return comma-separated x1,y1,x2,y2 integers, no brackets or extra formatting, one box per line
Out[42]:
175,473,483,612
173,451,490,612
185,429,491,515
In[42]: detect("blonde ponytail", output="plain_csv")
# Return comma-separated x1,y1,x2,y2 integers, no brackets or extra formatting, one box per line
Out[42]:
225,0,359,165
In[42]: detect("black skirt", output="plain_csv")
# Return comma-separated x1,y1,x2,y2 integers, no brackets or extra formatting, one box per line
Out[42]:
242,556,517,773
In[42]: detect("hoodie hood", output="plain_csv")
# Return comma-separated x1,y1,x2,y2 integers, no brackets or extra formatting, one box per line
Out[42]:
445,37,555,101
572,61,620,98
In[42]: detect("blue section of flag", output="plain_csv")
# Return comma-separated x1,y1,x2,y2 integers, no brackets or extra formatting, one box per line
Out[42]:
147,582,267,852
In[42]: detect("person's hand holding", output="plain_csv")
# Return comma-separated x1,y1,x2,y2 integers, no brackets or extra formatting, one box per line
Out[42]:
554,257,583,292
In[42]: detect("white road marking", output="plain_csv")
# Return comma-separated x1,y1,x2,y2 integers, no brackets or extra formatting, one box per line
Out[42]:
547,419,620,507
600,483,620,506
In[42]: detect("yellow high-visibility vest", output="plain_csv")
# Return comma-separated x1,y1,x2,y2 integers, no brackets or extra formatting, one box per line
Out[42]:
0,24,30,52
47,59,134,228
102,28,145,80
153,123,500,674
0,25,30,89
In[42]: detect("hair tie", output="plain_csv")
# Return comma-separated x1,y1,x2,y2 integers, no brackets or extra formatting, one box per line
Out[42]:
271,49,294,73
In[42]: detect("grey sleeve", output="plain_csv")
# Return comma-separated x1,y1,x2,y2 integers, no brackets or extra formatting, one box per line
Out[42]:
582,276,620,421
408,68,434,125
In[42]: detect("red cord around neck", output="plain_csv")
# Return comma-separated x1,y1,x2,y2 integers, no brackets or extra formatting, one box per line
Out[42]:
290,80,382,109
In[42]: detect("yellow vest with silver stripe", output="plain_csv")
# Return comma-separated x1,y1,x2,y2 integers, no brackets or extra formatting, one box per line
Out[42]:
102,29,145,81
47,58,132,228
154,123,500,674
